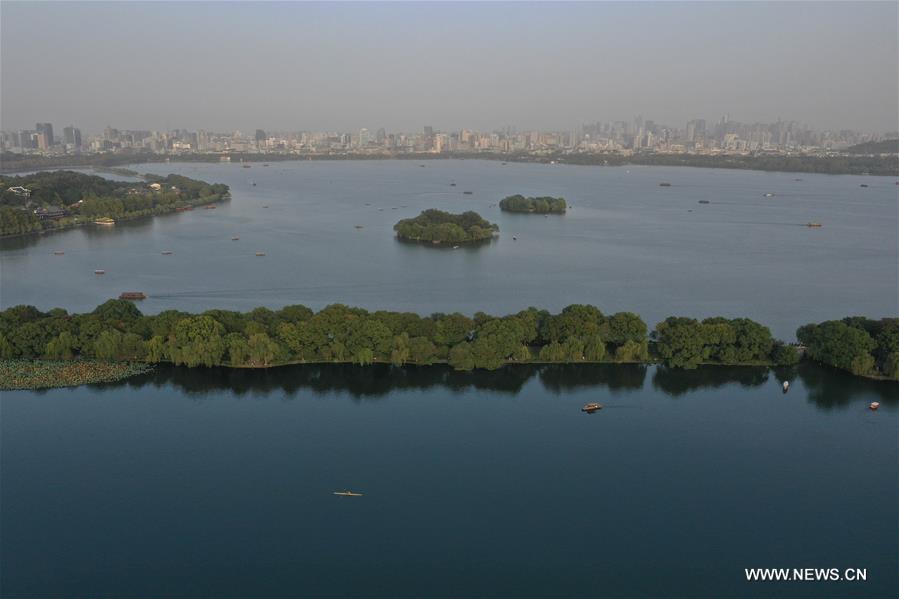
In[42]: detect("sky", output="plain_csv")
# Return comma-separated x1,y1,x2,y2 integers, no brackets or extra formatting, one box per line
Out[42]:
1,1,897,134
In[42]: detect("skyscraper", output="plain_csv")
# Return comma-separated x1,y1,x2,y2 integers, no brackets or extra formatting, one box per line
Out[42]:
63,126,82,148
36,122,54,146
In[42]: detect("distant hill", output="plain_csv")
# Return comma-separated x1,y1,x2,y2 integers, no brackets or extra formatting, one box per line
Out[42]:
845,139,899,154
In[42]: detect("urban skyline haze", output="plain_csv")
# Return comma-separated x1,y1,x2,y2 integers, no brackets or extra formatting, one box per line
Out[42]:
2,1,897,133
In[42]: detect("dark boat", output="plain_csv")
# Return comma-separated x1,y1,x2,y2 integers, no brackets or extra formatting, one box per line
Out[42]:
94,269,105,275
582,403,603,413
161,251,173,255
698,200,710,204
119,292,146,300
463,191,474,195
659,182,671,187
860,184,868,188
53,251,65,255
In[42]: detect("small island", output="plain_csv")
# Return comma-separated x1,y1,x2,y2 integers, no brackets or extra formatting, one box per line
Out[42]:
499,195,566,214
394,209,498,245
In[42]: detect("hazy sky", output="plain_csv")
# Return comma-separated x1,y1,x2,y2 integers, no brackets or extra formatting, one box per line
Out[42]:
2,1,897,133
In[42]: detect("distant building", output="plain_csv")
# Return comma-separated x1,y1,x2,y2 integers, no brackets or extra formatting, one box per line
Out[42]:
34,205,66,219
63,126,82,148
36,123,54,147
7,186,31,197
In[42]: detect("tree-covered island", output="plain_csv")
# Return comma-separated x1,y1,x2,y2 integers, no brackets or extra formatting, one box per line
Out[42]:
394,209,498,244
499,195,567,213
0,170,230,237
2,301,895,390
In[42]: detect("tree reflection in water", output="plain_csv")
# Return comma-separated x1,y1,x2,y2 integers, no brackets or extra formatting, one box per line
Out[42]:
86,362,896,408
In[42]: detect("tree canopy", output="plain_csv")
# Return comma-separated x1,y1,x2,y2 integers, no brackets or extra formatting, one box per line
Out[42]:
499,195,567,213
393,209,498,244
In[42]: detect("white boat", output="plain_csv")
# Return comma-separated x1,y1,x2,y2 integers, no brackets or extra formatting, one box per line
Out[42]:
333,490,363,497
869,402,880,411
782,381,790,392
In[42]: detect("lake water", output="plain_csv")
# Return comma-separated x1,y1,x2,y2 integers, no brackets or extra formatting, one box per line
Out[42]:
1,160,896,339
1,362,896,598
2,161,897,597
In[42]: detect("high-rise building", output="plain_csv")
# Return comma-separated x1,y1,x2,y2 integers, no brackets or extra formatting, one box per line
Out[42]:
63,126,82,148
36,122,54,146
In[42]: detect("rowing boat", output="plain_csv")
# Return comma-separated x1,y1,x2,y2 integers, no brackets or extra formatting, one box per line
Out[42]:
333,490,363,497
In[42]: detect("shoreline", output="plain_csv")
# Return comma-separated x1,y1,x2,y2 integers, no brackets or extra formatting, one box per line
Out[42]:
2,152,897,176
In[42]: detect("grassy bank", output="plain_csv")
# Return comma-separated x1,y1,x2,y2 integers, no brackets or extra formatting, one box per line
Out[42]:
0,359,152,391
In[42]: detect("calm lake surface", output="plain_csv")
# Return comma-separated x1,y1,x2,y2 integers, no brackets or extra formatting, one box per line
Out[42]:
1,160,896,338
2,363,897,598
2,161,897,597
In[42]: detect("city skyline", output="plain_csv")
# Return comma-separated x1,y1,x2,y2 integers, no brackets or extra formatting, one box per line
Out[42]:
2,2,897,133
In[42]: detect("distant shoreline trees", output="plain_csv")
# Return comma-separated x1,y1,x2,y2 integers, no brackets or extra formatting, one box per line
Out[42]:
499,195,567,214
394,209,498,245
0,170,229,237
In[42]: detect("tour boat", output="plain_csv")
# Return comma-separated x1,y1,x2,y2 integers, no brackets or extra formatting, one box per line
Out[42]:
119,292,147,300
333,490,363,497
806,222,823,228
782,381,790,392
93,217,115,225
869,402,880,411
582,403,603,413
94,269,105,275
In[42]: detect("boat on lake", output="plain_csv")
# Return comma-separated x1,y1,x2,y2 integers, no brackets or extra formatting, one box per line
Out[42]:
204,204,217,209
53,251,65,255
698,200,710,204
94,269,105,275
764,193,776,197
119,292,147,300
463,191,474,195
161,251,173,255
333,490,363,497
582,403,603,413
869,402,880,411
175,206,194,212
782,381,790,392
659,182,671,187
255,251,266,256
242,164,251,168
354,225,364,229
806,222,823,228
860,184,868,188
93,217,115,225
232,236,240,241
